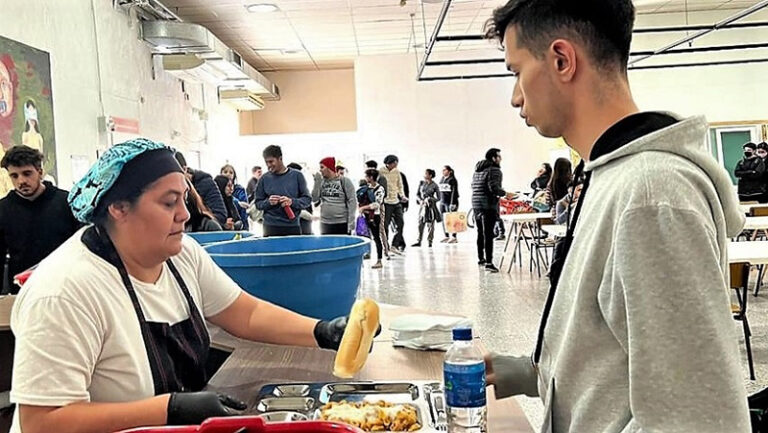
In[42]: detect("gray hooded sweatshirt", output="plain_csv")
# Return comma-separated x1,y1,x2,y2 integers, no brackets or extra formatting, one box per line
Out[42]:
491,115,750,432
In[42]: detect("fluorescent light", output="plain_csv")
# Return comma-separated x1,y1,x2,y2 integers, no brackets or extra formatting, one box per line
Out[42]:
246,3,279,13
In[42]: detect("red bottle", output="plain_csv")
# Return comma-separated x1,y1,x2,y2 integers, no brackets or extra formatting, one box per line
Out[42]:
284,205,296,220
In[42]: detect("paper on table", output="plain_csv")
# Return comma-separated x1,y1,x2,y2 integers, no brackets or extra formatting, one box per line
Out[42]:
389,314,472,332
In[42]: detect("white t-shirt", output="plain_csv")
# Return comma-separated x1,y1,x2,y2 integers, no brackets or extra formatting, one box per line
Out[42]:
9,228,241,432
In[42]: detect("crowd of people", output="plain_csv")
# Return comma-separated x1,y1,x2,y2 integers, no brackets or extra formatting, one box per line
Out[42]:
735,141,768,202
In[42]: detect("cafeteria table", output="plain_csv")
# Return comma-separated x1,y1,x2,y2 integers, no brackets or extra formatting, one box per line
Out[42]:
207,304,534,432
742,217,768,241
740,203,768,214
729,241,768,265
498,212,552,273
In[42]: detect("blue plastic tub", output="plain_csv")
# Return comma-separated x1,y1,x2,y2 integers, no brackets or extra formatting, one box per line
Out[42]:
186,231,254,246
204,236,371,320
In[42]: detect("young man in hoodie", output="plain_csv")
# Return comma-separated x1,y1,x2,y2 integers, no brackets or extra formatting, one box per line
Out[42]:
471,148,507,273
484,1,749,432
735,142,765,202
312,157,357,235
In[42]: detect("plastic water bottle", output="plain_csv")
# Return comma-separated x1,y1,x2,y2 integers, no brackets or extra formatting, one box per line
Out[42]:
444,327,487,433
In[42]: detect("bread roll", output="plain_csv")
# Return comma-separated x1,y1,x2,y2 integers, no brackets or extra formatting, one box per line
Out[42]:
333,298,380,378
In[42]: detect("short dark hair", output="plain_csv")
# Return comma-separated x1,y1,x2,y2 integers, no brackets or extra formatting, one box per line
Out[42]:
425,169,436,179
263,145,282,159
365,169,379,180
365,160,378,169
1,145,44,170
287,162,302,171
252,165,262,172
485,148,501,161
484,0,635,72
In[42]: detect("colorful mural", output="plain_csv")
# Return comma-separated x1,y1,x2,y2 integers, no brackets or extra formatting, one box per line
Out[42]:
0,35,56,197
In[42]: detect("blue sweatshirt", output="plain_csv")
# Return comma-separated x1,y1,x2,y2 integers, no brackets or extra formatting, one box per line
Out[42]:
254,168,312,227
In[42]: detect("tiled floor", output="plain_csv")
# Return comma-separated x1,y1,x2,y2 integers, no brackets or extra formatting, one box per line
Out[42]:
359,235,768,430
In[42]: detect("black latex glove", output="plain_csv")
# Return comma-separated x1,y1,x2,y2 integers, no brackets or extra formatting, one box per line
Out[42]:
167,391,247,425
314,316,382,351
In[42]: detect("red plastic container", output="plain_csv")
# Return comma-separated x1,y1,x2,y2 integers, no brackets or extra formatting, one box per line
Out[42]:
117,417,364,433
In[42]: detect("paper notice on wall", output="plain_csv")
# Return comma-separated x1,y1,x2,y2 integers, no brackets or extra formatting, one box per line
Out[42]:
70,155,91,184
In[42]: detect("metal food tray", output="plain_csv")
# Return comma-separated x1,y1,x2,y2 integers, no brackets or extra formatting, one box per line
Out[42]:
254,381,447,432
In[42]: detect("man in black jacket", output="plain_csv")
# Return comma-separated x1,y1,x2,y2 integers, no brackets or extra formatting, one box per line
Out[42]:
735,142,765,202
0,146,81,293
472,148,508,272
174,151,228,226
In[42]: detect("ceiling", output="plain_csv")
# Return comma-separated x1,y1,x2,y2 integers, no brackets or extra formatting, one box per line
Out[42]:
157,0,764,72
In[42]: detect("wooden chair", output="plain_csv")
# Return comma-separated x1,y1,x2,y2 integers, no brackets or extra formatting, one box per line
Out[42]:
731,262,755,380
530,218,557,278
751,207,768,217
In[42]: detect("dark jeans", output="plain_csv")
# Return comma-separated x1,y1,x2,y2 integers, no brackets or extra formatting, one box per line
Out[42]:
494,216,506,237
384,203,405,249
300,219,313,235
475,208,498,263
263,224,302,237
366,215,383,260
440,202,458,238
321,222,348,235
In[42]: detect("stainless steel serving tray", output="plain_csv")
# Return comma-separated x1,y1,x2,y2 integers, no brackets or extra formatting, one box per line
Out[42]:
254,380,447,432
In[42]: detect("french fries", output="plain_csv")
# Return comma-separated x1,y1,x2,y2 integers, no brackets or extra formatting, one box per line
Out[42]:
320,400,422,432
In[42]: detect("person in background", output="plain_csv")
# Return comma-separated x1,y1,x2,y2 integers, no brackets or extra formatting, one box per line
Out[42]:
287,163,315,235
358,169,386,269
735,142,765,203
174,152,227,226
439,165,460,243
11,139,370,433
757,142,768,203
412,169,441,248
472,148,508,272
531,162,552,194
312,157,357,235
220,164,249,231
184,179,222,232
0,146,81,294
546,157,573,209
554,176,584,225
365,160,389,259
246,165,262,202
379,155,407,254
254,146,311,237
213,175,243,231
484,1,749,430
336,161,347,178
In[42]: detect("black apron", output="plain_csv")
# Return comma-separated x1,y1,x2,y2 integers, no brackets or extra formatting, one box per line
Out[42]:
82,226,210,394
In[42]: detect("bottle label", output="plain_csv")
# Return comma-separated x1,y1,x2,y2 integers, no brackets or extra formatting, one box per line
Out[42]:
444,362,487,408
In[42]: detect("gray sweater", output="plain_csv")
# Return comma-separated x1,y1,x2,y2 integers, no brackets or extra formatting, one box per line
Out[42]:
312,175,357,230
491,115,750,432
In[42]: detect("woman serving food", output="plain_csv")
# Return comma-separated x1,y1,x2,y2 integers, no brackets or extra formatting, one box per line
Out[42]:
9,139,372,433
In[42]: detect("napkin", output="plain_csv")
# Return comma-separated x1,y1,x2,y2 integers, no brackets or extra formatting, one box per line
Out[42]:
390,314,472,351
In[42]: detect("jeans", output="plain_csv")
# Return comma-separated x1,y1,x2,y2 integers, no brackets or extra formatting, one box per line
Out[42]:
384,203,405,249
263,224,302,237
366,215,383,260
475,208,498,263
321,222,348,235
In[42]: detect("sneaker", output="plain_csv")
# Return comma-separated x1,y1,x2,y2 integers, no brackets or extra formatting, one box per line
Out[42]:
441,238,451,243
411,242,421,248
478,260,486,266
485,263,500,273
428,242,433,248
372,261,383,269
448,238,458,244
495,234,506,241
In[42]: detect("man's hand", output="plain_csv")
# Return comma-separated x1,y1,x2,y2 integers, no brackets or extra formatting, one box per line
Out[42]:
485,353,496,386
225,218,234,230
268,195,281,206
280,197,293,208
238,201,250,209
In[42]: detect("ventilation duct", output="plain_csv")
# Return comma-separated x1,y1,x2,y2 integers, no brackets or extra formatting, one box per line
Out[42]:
219,89,265,111
141,21,279,100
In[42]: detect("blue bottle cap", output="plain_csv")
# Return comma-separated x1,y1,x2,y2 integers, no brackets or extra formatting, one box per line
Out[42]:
452,327,472,341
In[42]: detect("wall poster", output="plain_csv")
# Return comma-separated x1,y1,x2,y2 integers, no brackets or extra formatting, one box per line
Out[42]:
0,35,57,197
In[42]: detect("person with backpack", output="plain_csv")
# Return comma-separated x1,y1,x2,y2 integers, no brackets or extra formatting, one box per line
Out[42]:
311,157,357,235
358,169,386,269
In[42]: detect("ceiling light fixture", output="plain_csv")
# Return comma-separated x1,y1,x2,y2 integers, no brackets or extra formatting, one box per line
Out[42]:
245,3,279,13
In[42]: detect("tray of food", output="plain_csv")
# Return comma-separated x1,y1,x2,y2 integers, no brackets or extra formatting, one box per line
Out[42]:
254,381,447,432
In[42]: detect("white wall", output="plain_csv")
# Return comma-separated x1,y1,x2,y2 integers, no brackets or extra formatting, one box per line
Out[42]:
1,0,239,188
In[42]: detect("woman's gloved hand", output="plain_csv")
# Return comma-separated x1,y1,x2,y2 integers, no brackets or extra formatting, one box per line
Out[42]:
313,316,382,351
167,392,247,425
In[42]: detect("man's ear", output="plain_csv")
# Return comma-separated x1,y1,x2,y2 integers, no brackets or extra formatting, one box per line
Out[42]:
550,39,578,83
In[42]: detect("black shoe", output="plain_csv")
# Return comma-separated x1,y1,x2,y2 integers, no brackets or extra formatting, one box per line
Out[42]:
485,263,500,273
478,260,486,266
411,242,421,247
428,242,433,247
495,235,506,241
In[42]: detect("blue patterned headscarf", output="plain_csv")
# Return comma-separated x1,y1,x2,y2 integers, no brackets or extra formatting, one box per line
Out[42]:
68,138,176,223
